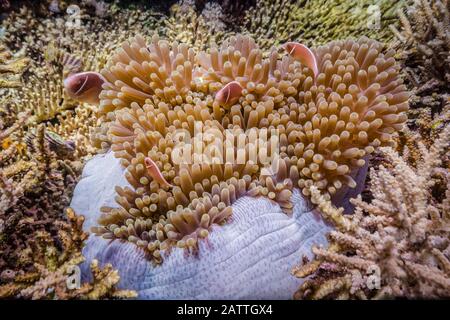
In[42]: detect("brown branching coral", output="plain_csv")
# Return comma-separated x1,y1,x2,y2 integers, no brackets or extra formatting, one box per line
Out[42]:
10,67,78,123
0,64,130,299
0,124,82,272
293,125,450,299
0,208,136,299
45,105,99,159
2,5,157,64
0,4,159,161
396,105,450,169
390,0,449,115
91,34,408,262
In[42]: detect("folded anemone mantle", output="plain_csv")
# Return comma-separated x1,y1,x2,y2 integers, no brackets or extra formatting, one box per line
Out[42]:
70,34,408,299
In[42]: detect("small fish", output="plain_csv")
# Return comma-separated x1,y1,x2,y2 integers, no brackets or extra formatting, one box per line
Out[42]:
284,42,318,78
215,81,243,107
64,71,106,105
26,129,75,158
145,157,173,188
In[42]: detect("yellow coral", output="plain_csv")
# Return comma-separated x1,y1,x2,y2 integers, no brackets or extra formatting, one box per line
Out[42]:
0,44,29,88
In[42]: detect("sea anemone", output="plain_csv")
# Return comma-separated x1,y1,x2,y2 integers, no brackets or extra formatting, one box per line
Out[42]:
87,34,409,262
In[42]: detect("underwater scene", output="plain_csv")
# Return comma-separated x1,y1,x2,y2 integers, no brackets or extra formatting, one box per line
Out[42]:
0,0,448,300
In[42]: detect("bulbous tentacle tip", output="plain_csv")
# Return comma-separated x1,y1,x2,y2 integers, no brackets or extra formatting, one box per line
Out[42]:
214,81,243,107
284,42,319,79
63,71,106,105
144,157,173,188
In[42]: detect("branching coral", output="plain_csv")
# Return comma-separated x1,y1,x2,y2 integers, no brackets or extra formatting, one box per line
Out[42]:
293,125,450,299
91,34,408,262
1,0,444,301
10,67,79,123
45,105,99,159
0,46,130,298
1,4,158,124
241,0,405,50
163,0,232,51
397,105,450,168
0,208,136,299
0,43,29,89
0,124,82,271
390,0,449,115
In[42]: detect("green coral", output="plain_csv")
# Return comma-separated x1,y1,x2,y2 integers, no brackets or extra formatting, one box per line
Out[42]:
242,0,405,49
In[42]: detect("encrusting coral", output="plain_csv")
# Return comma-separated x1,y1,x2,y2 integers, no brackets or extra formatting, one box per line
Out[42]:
89,33,409,262
292,124,450,299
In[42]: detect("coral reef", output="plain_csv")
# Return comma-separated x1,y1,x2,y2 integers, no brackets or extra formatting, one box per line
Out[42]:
396,105,450,169
90,34,408,262
0,89,130,298
0,67,132,300
390,0,449,116
292,124,450,299
0,208,136,299
0,0,447,300
163,0,231,51
154,0,406,52
241,0,405,49
46,105,100,159
0,124,82,270
0,44,29,89
290,0,450,300
1,3,158,124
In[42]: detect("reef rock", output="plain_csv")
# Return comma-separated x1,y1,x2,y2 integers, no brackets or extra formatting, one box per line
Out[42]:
70,151,332,299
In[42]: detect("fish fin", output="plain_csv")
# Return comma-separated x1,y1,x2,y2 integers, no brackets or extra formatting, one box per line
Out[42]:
60,51,83,76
